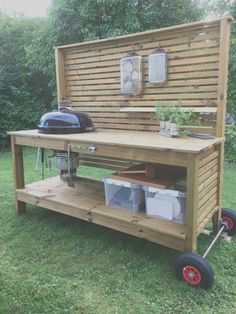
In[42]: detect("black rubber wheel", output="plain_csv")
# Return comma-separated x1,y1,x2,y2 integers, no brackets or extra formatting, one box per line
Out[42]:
175,252,214,289
221,208,236,236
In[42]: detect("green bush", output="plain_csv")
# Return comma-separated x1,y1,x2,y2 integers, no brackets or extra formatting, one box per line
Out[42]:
225,124,236,163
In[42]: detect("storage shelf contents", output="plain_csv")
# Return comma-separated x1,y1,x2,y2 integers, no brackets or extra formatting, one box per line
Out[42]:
143,186,186,224
103,177,144,213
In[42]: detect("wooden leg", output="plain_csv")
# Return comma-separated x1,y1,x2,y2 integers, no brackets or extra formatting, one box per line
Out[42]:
185,155,199,252
212,143,224,234
212,209,221,234
11,136,25,214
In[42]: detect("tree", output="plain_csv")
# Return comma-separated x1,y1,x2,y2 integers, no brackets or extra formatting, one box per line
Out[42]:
0,14,53,147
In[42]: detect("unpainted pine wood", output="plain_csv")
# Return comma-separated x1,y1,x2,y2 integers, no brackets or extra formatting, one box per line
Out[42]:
65,55,219,77
197,206,219,235
64,47,220,71
55,48,66,103
16,176,186,251
199,150,219,167
11,135,25,214
212,143,224,233
65,68,219,84
56,16,231,50
198,193,218,220
216,19,232,137
9,129,223,154
198,186,218,209
64,28,220,60
199,157,219,176
185,155,199,252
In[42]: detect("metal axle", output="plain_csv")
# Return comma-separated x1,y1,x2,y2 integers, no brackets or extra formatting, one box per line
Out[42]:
203,223,227,258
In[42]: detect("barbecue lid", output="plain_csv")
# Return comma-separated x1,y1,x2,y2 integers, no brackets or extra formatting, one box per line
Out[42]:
38,108,94,134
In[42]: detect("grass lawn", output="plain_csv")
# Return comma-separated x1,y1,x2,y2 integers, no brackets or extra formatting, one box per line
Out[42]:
0,147,236,314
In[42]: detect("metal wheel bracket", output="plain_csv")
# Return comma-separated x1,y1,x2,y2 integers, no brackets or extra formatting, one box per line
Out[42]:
203,221,231,259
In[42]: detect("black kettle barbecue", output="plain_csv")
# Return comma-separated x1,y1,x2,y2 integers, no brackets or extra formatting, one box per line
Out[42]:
38,108,94,134
36,106,95,187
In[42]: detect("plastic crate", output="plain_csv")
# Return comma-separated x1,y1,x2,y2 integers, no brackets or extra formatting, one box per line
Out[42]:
143,186,186,224
103,177,144,213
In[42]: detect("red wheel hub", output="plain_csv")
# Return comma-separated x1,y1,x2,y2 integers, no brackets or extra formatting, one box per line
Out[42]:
183,265,202,285
222,216,234,230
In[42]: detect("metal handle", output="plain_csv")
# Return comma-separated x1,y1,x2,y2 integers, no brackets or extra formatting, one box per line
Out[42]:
87,145,96,153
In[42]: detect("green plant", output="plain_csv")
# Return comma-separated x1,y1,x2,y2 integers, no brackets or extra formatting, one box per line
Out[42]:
225,124,236,163
155,102,193,126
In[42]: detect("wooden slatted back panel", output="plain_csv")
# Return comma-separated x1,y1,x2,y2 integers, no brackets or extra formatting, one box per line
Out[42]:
55,16,232,137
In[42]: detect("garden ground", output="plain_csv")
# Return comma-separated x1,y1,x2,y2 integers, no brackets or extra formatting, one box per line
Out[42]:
0,148,236,314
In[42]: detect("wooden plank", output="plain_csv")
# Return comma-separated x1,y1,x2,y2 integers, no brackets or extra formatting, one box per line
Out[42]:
66,86,218,96
55,48,65,103
66,81,219,92
65,69,219,84
185,155,199,252
64,29,220,61
198,178,218,200
199,165,218,185
16,177,186,251
198,192,218,218
216,19,232,137
68,93,218,102
199,150,219,167
64,47,220,71
212,143,224,233
55,17,232,50
10,136,25,214
65,55,219,77
198,172,218,194
64,39,219,64
65,100,218,108
198,185,218,209
199,157,219,176
9,129,223,155
197,206,219,235
119,107,218,113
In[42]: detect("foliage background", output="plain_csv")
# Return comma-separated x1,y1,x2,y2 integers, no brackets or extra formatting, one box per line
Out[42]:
0,0,235,160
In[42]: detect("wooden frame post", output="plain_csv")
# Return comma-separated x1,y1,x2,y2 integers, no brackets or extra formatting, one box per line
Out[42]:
216,18,232,137
214,17,232,231
185,155,199,252
212,142,224,233
11,135,25,214
55,48,65,106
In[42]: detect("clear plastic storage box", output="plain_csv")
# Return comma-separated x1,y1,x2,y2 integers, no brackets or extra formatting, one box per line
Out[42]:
143,186,186,224
103,177,144,213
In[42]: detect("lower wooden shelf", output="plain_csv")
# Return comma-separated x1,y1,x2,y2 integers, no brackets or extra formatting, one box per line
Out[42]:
16,176,186,251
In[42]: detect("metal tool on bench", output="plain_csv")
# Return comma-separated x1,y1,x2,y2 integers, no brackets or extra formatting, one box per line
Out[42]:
118,163,156,179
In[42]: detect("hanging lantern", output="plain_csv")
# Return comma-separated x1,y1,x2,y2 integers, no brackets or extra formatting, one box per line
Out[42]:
148,48,167,84
120,53,143,95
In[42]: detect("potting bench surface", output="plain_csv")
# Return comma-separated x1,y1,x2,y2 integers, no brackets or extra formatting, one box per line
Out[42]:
9,16,232,253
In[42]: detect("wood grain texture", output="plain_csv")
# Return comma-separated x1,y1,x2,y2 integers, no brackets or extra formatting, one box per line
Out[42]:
16,176,186,251
53,17,232,134
10,135,25,214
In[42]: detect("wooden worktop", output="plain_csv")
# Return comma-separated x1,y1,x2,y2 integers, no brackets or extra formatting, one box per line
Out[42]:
8,129,223,153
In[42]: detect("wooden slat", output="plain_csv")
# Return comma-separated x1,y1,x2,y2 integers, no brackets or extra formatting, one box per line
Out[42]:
199,156,219,176
119,107,218,113
16,176,186,251
64,47,220,71
197,206,219,234
55,48,65,102
198,195,218,222
216,19,232,137
11,136,25,214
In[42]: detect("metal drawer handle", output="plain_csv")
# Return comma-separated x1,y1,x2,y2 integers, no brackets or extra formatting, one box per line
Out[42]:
88,145,96,153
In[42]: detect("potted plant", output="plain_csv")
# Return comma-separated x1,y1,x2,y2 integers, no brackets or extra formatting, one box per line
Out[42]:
155,102,192,137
